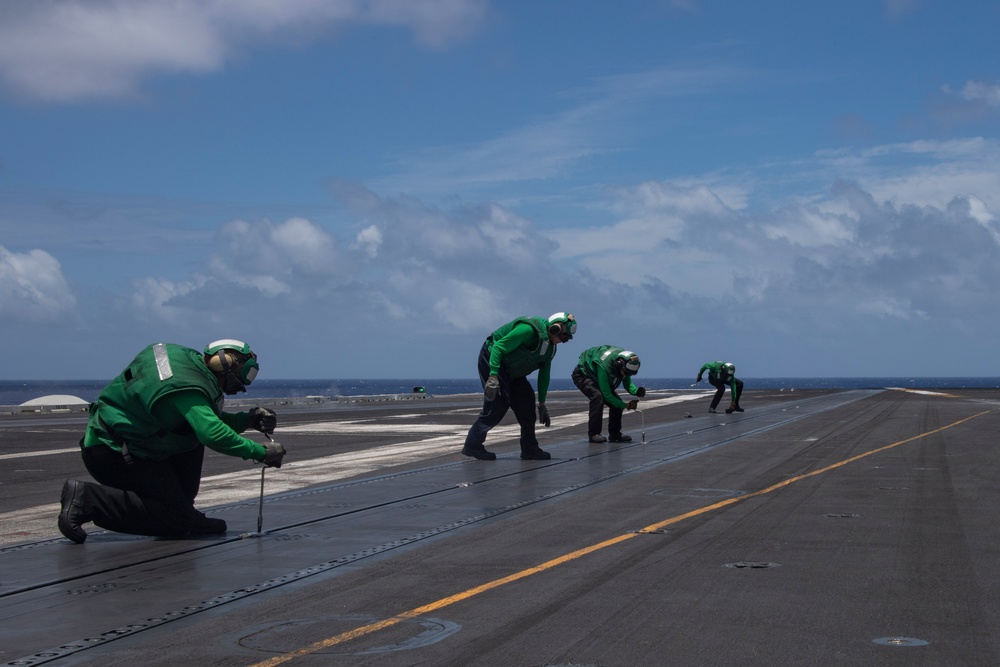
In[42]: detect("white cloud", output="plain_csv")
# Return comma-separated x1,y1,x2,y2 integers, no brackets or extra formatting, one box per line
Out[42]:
541,137,1000,337
432,280,500,332
0,246,76,321
963,194,994,225
761,207,854,247
549,181,740,293
213,217,340,285
477,205,537,267
268,217,338,274
7,151,997,377
328,183,557,272
119,217,342,305
0,2,226,101
130,275,202,322
353,225,383,259
116,195,568,340
550,213,682,261
0,0,487,101
618,181,731,218
957,194,1000,246
208,256,292,297
763,138,1000,218
958,80,1000,108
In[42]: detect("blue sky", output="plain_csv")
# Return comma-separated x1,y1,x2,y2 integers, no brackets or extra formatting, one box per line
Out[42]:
1,0,999,380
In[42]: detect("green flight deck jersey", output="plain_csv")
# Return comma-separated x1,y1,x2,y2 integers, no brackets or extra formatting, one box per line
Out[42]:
577,345,641,410
83,343,266,462
698,361,738,395
487,316,558,402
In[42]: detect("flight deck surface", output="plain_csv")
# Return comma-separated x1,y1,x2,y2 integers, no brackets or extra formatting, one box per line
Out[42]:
1,387,998,666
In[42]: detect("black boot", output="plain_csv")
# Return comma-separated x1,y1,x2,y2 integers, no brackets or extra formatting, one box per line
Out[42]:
520,447,551,460
192,518,228,535
462,446,497,461
58,479,90,544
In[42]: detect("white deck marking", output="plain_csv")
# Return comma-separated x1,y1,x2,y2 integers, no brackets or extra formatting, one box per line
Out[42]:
0,448,79,460
885,387,958,397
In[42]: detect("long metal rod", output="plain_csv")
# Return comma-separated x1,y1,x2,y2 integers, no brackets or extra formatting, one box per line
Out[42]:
256,465,265,534
633,408,645,444
241,433,273,538
256,432,276,534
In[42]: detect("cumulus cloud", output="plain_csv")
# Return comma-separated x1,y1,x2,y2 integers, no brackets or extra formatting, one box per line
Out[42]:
0,246,77,321
431,281,501,332
11,153,994,377
476,205,540,268
0,0,487,102
328,182,557,274
353,225,383,259
118,191,575,341
208,217,341,296
267,217,339,274
937,80,1000,126
761,206,855,248
956,80,1000,108
959,195,1000,245
550,180,741,294
18,129,996,376
125,216,344,328
129,275,203,322
342,134,1000,347
545,154,1000,343
325,189,569,331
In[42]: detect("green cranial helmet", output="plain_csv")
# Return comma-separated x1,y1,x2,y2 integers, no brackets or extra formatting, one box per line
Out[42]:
722,362,735,375
204,339,259,394
614,350,640,376
547,312,577,341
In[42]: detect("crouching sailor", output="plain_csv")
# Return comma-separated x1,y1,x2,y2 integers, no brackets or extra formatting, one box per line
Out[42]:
696,360,745,414
572,346,645,443
57,339,285,543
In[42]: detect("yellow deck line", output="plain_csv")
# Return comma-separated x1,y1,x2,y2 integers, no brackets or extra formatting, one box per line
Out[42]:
248,408,992,666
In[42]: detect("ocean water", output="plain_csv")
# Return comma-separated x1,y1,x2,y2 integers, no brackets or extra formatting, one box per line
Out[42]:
0,377,997,407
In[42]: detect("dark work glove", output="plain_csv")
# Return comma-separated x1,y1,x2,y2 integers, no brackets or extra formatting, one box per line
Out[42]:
636,387,646,398
262,442,286,468
538,403,550,427
696,375,702,383
484,375,500,401
626,399,639,411
249,407,277,434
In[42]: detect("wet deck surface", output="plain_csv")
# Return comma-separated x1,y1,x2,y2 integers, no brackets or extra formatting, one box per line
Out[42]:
2,387,999,666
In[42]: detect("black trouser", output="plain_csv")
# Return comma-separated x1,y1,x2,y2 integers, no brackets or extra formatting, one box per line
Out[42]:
464,341,539,452
709,376,744,409
79,442,216,536
572,368,623,437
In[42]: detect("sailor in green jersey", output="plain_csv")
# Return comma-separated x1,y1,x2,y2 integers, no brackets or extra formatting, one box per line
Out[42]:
462,312,577,461
57,340,286,544
696,360,745,414
572,346,646,443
